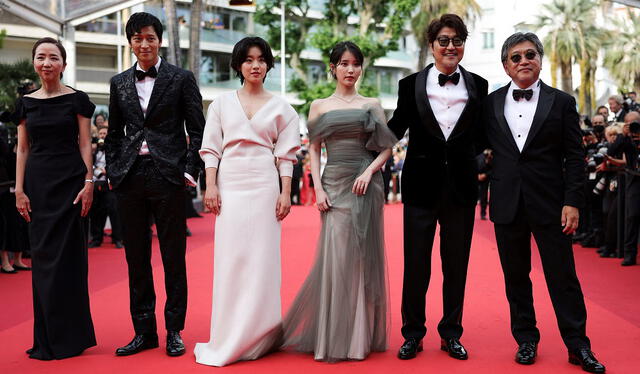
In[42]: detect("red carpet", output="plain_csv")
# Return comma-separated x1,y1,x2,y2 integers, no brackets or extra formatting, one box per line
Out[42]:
1,205,638,373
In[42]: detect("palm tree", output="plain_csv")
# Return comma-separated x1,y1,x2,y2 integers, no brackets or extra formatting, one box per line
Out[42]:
604,9,640,93
536,0,604,114
411,0,482,71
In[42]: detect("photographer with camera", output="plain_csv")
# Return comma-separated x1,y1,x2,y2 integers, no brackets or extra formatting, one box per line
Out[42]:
88,126,123,248
605,111,640,265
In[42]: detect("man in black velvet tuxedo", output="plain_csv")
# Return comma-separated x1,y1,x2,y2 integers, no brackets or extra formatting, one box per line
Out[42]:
483,32,605,373
388,14,488,361
105,12,204,357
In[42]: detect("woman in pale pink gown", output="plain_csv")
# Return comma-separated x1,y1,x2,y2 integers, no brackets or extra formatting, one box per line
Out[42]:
194,37,300,367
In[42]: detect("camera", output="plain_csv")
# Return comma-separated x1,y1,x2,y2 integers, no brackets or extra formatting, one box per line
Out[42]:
586,146,608,174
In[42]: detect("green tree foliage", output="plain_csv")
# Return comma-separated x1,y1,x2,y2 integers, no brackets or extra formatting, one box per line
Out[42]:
604,9,640,93
0,60,38,114
255,0,418,117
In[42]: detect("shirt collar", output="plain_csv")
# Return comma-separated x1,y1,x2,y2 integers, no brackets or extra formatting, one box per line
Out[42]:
433,65,461,77
509,79,540,92
136,56,162,72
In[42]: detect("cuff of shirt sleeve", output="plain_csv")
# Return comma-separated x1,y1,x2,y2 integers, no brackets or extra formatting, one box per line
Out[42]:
278,160,293,177
200,153,220,169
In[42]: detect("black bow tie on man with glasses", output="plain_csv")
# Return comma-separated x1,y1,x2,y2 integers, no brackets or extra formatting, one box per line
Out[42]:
135,66,158,81
438,72,460,87
512,89,533,101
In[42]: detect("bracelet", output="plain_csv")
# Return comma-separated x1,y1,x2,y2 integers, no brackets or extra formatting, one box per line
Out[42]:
85,179,94,183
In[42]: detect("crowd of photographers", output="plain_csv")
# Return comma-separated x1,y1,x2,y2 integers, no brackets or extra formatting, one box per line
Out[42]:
574,92,640,266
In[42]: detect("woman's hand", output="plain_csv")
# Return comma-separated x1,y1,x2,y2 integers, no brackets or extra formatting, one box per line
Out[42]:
315,189,332,212
15,190,31,222
352,169,372,195
276,192,291,221
204,185,222,215
73,182,94,217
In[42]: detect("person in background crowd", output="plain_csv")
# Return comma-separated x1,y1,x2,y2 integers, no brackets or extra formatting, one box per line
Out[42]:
15,37,96,360
627,91,639,112
483,32,604,373
591,114,606,128
608,95,627,123
597,124,624,258
291,148,304,205
388,14,488,361
477,149,493,220
596,105,610,123
106,12,204,357
89,126,123,248
94,113,106,128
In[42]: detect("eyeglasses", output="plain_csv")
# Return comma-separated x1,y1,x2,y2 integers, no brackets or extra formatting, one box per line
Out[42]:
510,51,538,64
436,36,464,47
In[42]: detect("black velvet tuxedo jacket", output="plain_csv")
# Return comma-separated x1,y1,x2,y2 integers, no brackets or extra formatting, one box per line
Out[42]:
483,81,585,225
105,59,205,188
388,64,488,207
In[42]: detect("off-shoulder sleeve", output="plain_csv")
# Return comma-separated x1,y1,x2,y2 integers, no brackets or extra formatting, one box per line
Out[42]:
274,110,301,177
363,104,398,152
74,90,96,119
12,98,25,125
199,99,223,169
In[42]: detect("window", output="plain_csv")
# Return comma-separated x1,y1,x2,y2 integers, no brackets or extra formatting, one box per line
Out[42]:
482,30,495,49
200,52,232,85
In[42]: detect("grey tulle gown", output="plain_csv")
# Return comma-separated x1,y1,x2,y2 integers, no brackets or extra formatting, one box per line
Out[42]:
282,107,397,362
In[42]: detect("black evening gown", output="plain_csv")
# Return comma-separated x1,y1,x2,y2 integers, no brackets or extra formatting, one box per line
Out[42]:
16,90,97,360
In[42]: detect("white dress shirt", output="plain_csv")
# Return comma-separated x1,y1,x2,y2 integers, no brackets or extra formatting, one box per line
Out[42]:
426,66,468,140
504,80,541,152
135,57,196,186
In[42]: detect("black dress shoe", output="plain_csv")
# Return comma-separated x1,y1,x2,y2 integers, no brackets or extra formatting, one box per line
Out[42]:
166,331,185,356
398,338,423,360
569,348,606,373
515,342,537,365
26,348,33,355
88,241,102,248
114,240,124,249
599,251,616,258
115,334,159,356
440,338,468,360
13,264,31,271
621,257,636,266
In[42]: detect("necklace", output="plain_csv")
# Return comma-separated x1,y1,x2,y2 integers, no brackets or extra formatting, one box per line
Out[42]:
331,92,359,103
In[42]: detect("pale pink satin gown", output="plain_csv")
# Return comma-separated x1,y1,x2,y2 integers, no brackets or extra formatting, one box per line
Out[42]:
194,91,300,366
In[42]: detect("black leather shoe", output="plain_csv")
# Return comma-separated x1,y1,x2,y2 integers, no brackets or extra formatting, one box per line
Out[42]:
115,334,159,356
569,348,605,373
515,342,537,365
398,338,423,360
88,241,102,248
166,331,185,356
599,251,616,258
440,338,468,360
621,257,636,266
114,241,124,249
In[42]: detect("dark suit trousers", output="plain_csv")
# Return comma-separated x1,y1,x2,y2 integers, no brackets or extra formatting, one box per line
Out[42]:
90,181,122,243
116,156,187,335
401,185,475,340
494,200,590,350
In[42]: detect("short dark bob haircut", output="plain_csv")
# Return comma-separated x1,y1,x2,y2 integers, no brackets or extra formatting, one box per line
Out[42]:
328,41,364,79
32,37,67,79
126,12,163,43
230,36,275,84
426,14,468,45
500,32,544,63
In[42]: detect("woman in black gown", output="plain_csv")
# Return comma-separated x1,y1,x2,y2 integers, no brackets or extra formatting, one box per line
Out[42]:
14,37,96,360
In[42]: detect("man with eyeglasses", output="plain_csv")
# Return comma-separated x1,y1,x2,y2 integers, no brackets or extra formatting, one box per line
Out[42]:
388,14,488,361
482,32,605,373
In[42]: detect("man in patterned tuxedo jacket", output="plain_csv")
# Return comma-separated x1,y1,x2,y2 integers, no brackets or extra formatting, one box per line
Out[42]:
105,12,204,358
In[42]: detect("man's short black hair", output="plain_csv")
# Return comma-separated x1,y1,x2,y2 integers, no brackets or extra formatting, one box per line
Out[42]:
426,14,468,45
126,12,163,43
230,37,275,84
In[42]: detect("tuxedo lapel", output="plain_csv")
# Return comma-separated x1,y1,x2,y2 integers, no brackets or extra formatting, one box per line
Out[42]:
145,60,176,121
123,66,145,123
494,84,520,153
522,81,555,153
414,64,445,141
448,65,476,140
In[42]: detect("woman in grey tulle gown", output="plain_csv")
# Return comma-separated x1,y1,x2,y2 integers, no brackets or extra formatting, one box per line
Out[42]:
281,41,397,362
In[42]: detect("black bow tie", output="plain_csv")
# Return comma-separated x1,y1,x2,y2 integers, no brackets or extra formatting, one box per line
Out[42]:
513,89,533,101
438,72,460,86
135,66,158,81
